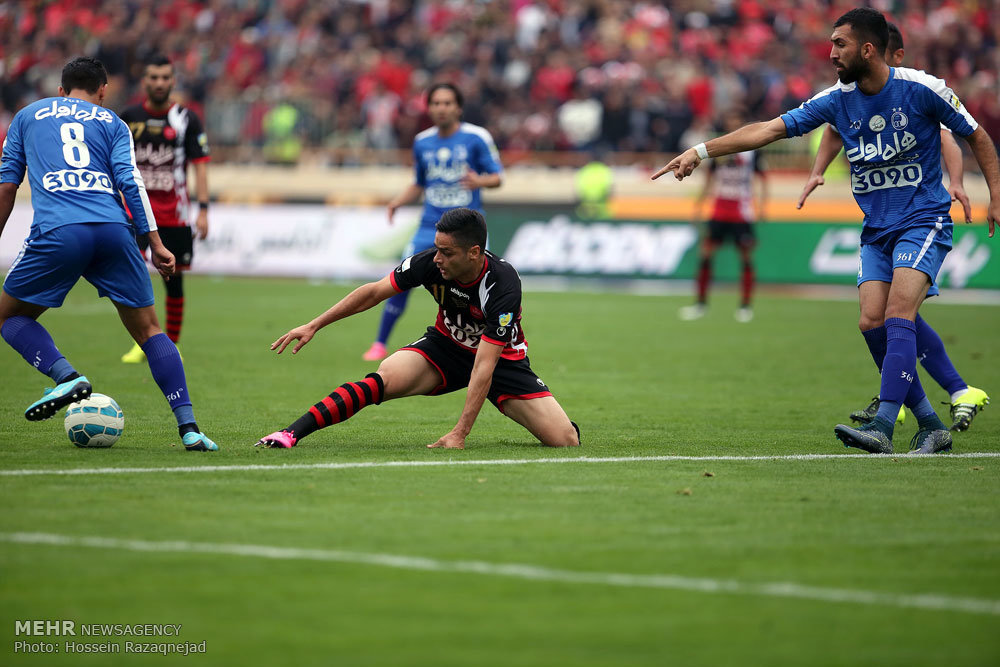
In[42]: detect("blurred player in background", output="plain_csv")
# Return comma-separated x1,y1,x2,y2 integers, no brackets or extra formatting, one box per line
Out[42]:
797,22,989,432
120,54,210,364
259,208,578,450
0,57,217,451
680,108,768,323
363,83,503,361
653,8,1000,455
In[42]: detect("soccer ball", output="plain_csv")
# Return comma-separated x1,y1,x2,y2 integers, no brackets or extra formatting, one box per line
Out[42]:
64,393,125,448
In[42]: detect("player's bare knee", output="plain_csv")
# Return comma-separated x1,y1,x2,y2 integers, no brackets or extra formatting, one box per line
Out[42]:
541,423,580,448
858,313,883,331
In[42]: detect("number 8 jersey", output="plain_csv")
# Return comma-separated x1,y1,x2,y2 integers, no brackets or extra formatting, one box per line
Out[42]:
390,248,529,361
0,96,156,237
781,67,978,244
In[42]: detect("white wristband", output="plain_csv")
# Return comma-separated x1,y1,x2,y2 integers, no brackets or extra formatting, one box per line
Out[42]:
694,143,709,160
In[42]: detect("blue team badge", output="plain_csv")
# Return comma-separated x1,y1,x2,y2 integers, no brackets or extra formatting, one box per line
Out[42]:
891,110,908,130
498,313,513,326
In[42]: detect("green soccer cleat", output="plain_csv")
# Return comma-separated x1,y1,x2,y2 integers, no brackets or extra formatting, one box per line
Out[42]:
834,422,893,454
121,342,146,364
908,428,953,455
849,397,905,426
948,386,989,432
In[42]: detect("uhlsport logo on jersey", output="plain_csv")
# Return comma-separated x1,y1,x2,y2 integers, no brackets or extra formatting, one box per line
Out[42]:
498,313,513,327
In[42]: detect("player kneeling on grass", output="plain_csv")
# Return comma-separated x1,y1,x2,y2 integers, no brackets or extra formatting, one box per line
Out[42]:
256,208,580,450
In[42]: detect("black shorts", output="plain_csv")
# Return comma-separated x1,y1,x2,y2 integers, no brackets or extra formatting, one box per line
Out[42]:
707,220,755,248
137,226,194,268
401,328,552,412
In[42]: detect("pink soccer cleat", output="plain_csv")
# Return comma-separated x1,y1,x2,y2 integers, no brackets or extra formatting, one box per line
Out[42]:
255,430,297,448
362,341,387,361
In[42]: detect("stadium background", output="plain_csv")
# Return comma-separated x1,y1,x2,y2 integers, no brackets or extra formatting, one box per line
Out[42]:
2,2,1000,666
2,0,998,291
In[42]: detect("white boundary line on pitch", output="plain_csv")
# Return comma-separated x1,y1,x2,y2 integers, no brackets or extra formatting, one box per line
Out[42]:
2,531,998,616
1,452,997,477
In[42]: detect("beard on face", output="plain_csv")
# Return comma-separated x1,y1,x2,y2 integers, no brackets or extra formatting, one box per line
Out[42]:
835,56,868,84
146,88,171,105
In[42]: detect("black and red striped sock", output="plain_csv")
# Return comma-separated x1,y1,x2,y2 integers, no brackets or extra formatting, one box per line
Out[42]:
165,296,184,343
741,260,755,308
285,373,385,441
696,257,712,304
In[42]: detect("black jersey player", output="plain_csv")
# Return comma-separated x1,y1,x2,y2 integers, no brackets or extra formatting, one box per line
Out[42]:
256,208,579,450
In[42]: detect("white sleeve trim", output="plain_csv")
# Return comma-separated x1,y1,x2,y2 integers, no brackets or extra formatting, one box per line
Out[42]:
893,67,978,131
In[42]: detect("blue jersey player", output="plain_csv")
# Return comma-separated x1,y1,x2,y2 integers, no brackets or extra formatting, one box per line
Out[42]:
653,8,1000,455
363,83,503,361
798,21,990,433
0,57,217,451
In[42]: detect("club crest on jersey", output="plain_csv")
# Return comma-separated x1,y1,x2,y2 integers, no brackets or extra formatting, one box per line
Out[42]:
890,110,908,131
498,312,513,327
868,115,886,132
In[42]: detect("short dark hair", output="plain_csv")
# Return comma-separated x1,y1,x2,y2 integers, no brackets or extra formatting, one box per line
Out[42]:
886,22,904,53
435,208,487,250
834,8,888,55
145,53,173,69
61,57,108,94
427,82,463,108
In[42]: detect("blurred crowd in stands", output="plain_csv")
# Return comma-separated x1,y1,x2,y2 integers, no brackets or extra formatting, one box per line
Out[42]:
2,0,999,164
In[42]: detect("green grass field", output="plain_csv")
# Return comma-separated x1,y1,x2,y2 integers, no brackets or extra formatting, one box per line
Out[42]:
1,276,998,666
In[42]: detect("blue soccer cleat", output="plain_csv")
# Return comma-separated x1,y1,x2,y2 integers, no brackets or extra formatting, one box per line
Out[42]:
24,376,92,422
182,432,218,452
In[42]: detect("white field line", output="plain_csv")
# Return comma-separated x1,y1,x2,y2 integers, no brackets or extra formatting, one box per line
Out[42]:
2,531,998,616
1,452,998,478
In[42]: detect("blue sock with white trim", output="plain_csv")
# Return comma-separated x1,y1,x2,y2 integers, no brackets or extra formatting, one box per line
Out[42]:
141,333,197,433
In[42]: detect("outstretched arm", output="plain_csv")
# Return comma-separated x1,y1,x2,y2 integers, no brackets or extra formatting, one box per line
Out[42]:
941,129,972,223
797,125,844,209
271,275,399,354
965,126,1000,237
427,340,503,449
652,118,788,182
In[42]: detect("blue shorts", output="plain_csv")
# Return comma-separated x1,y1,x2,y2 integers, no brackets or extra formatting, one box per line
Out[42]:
3,222,154,308
858,220,952,297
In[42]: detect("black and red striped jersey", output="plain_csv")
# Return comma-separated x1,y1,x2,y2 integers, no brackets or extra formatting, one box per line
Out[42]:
119,102,209,228
708,149,764,223
389,249,528,360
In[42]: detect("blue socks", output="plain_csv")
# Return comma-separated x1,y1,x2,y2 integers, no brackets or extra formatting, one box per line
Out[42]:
1,316,78,382
141,333,197,430
375,290,411,345
914,314,966,396
881,318,921,404
861,325,888,371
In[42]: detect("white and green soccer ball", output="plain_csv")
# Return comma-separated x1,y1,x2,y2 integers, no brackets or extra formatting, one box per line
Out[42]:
64,393,124,448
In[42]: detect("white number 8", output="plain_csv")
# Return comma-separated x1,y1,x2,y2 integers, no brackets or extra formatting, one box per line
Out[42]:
60,122,90,168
